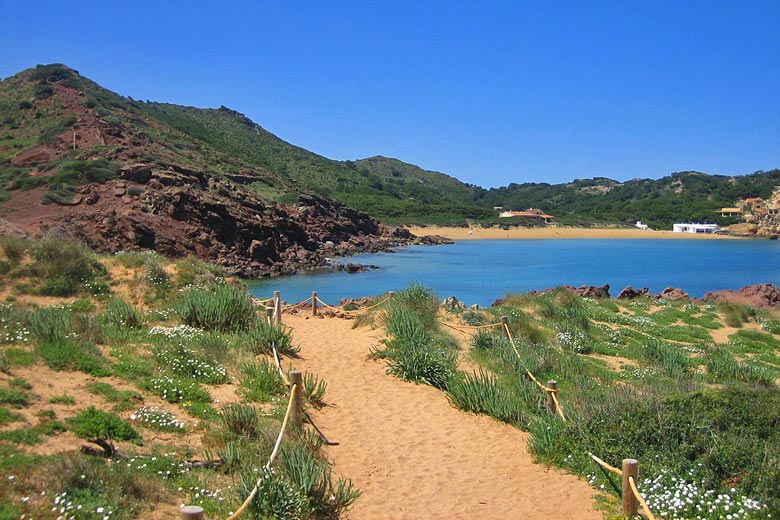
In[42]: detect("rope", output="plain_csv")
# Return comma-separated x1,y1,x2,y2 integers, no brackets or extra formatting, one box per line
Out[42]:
550,389,567,421
272,343,291,386
502,322,567,420
315,295,391,315
288,296,314,309
588,453,622,476
502,323,523,359
225,383,298,520
440,321,504,332
629,475,658,520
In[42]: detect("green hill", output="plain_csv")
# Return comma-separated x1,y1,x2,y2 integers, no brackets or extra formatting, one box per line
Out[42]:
484,171,780,228
0,63,777,229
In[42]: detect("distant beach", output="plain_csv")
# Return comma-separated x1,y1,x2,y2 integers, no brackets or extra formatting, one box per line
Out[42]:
406,225,742,240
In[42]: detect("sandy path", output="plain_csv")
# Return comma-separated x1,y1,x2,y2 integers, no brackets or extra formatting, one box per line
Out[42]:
286,314,601,520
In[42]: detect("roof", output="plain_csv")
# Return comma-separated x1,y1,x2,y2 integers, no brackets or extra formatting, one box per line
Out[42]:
720,207,742,212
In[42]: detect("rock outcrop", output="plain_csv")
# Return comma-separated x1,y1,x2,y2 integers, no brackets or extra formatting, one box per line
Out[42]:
23,163,415,277
616,286,650,299
655,287,689,301
701,283,780,307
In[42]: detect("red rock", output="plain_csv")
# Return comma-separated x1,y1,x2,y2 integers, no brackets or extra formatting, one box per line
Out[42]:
701,284,780,307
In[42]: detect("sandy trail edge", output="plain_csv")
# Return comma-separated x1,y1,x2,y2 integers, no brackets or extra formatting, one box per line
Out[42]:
286,314,601,520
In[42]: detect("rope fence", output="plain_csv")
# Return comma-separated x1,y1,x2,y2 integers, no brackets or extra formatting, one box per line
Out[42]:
223,382,299,520
254,290,394,323
181,378,302,520
438,309,659,519
237,290,660,520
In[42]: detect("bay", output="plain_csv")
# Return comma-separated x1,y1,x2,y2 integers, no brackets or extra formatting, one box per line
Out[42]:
247,239,780,307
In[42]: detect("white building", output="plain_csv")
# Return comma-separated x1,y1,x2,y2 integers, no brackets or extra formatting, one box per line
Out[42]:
672,223,720,234
635,221,649,230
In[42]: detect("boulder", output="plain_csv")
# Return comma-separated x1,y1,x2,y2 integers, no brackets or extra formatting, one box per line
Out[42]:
655,287,689,301
573,284,610,298
442,296,466,310
617,286,650,299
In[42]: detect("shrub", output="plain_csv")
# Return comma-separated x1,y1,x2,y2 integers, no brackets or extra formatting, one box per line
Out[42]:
37,340,110,377
705,348,774,386
101,297,142,328
175,255,222,287
67,406,140,443
384,339,457,389
86,381,143,411
303,372,327,408
29,237,107,296
47,158,117,185
46,452,165,518
219,403,266,438
718,301,753,328
241,319,298,355
0,236,27,263
241,467,306,520
237,359,286,402
642,339,690,376
176,283,255,332
446,369,530,426
280,442,361,518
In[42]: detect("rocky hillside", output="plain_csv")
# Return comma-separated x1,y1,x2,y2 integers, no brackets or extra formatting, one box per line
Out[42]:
0,64,419,276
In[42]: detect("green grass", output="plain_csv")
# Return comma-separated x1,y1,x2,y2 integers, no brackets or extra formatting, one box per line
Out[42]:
237,359,286,402
86,382,143,411
446,369,535,426
0,388,30,408
176,283,256,332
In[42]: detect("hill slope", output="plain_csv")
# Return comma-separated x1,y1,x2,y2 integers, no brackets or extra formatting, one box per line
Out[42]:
0,64,418,275
1,63,778,235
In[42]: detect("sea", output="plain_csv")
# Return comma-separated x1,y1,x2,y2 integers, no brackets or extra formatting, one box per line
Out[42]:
247,239,780,308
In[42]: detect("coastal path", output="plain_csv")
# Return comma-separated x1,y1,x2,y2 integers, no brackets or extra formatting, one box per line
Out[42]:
285,313,602,520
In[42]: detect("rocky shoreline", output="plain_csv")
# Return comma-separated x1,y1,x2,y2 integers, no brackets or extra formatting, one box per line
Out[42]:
484,283,780,308
0,161,456,278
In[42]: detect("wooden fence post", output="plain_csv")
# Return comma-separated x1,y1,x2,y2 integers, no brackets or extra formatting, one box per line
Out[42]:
312,291,318,317
289,371,304,428
266,307,274,323
274,291,282,325
180,505,206,520
545,380,557,414
388,291,395,300
622,458,639,517
500,316,509,338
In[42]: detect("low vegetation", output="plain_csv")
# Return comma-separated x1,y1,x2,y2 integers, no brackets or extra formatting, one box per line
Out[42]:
374,283,780,519
0,237,355,519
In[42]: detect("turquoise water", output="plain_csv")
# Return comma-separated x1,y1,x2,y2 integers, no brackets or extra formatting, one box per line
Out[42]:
247,239,780,307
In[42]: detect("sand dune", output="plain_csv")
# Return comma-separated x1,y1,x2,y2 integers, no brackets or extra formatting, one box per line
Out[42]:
286,314,601,519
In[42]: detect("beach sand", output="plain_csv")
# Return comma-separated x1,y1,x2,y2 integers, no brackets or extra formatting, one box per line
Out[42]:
287,313,602,520
407,225,741,241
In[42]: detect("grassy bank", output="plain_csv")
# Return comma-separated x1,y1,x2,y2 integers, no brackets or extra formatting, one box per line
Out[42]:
372,284,780,519
0,237,358,519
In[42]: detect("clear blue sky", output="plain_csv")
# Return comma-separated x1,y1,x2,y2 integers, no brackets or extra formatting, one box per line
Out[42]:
1,0,778,187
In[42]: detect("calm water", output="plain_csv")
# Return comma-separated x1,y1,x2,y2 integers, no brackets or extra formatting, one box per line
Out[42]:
247,239,780,307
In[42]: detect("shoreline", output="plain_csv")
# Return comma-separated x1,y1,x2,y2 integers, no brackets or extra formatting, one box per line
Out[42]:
406,225,745,241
